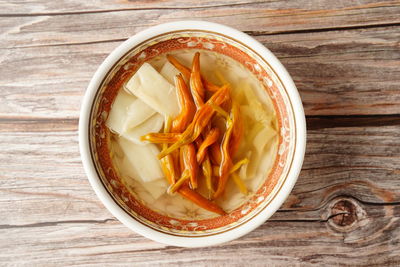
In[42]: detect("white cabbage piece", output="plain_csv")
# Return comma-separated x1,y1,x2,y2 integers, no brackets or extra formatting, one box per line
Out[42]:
173,51,219,84
238,102,277,180
114,156,137,179
247,136,279,189
171,52,194,67
160,61,180,84
241,105,273,127
105,90,137,135
116,156,167,200
239,151,252,180
125,62,179,117
118,137,164,183
239,123,275,180
125,98,156,129
233,78,275,123
122,113,164,145
253,124,277,156
141,178,168,200
242,91,273,125
105,89,157,135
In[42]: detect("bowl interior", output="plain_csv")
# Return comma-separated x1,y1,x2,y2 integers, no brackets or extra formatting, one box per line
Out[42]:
88,30,296,237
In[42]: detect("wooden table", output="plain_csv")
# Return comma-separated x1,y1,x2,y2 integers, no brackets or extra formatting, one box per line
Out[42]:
1,1,400,266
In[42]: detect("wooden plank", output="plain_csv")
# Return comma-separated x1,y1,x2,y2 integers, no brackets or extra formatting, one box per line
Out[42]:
260,26,400,115
0,118,78,132
0,115,399,264
1,123,399,224
285,125,400,216
1,1,400,48
0,0,262,13
1,217,399,266
2,0,400,16
1,26,399,118
306,115,400,130
0,41,118,119
0,130,111,225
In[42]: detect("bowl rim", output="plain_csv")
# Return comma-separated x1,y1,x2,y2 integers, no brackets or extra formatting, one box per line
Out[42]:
79,20,306,247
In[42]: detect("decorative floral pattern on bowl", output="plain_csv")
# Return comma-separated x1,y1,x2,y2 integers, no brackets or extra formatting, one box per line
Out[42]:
89,30,296,236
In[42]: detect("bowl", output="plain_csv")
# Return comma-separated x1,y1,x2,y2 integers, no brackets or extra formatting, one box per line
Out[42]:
79,21,306,247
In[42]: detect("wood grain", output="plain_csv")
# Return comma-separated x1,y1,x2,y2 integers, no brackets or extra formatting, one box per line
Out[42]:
1,219,399,266
2,0,400,265
1,26,399,118
262,26,400,115
1,123,399,265
2,1,400,48
2,0,400,33
2,0,400,13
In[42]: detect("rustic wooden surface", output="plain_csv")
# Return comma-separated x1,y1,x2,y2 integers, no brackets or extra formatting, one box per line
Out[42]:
1,0,400,266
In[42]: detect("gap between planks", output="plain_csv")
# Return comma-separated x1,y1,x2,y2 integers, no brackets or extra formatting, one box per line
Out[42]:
1,0,400,20
0,2,257,17
4,22,400,50
3,196,398,230
0,219,117,230
1,115,399,133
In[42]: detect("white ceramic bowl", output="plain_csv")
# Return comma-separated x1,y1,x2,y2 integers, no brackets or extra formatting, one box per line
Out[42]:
79,21,306,247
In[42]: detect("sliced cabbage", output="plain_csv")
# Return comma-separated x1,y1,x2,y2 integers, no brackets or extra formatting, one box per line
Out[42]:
238,114,276,180
160,61,180,84
125,98,157,129
122,113,164,145
141,179,168,200
247,136,279,188
239,151,251,180
232,80,251,105
118,137,164,183
114,156,137,179
172,52,195,67
246,121,264,143
106,88,157,135
253,125,276,155
105,90,137,135
242,105,271,126
233,78,275,126
115,156,167,200
125,62,179,117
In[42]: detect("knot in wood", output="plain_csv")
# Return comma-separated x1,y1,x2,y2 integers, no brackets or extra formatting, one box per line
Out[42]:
330,199,357,227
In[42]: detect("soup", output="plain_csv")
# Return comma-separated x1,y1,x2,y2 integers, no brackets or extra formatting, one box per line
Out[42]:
106,50,278,220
